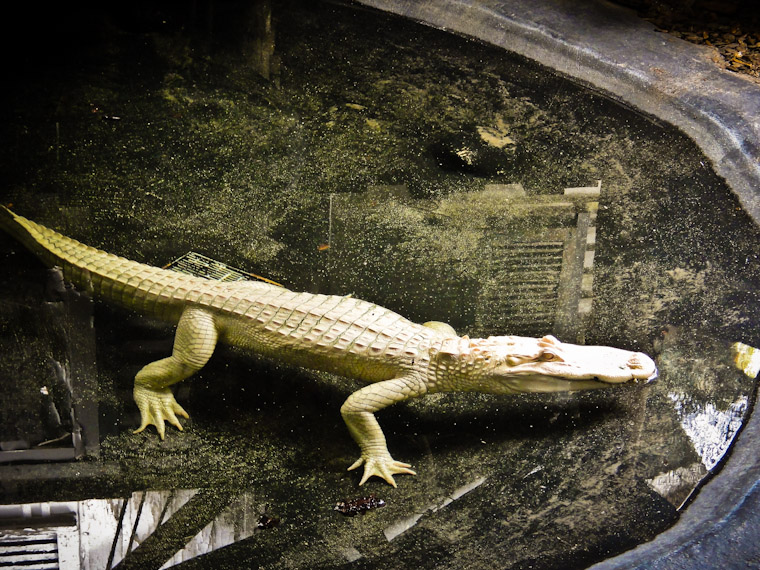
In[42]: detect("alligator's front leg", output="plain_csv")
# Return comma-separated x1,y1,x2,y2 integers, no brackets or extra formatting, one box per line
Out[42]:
133,307,218,439
341,374,427,487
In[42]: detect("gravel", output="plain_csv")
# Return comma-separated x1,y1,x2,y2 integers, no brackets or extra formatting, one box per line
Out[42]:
612,0,760,80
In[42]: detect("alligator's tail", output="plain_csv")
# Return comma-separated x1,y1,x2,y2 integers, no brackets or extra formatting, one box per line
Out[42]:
0,205,103,275
0,205,197,320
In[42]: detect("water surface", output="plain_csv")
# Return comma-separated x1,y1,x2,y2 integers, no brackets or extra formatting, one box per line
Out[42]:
1,1,759,568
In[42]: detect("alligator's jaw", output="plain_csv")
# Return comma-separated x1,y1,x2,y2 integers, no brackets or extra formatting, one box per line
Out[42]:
503,373,651,394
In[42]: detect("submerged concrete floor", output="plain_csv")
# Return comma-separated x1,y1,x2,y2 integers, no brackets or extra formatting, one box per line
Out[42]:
0,0,759,568
353,0,760,568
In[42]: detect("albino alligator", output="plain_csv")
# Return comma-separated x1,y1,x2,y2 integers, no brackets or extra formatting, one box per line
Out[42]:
0,206,657,486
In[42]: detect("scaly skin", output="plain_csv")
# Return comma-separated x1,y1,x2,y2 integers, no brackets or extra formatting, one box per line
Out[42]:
0,206,657,486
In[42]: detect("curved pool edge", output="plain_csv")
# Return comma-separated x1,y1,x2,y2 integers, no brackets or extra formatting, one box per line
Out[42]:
355,0,760,567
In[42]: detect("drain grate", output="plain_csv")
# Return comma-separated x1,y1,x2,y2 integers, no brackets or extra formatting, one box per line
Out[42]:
476,242,565,336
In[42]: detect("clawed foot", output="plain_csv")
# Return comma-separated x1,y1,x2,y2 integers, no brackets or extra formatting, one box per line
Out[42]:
133,385,189,439
348,454,416,487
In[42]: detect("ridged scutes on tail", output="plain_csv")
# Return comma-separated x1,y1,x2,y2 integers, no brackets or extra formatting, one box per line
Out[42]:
0,205,195,319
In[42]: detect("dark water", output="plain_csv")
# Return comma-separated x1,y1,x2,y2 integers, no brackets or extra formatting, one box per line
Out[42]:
1,1,759,568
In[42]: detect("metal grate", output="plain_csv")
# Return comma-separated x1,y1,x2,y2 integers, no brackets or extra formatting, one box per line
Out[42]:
0,532,59,569
476,242,565,336
165,252,251,282
165,251,281,286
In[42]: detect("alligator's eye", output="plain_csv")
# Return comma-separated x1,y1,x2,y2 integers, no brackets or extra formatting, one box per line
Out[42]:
539,352,559,362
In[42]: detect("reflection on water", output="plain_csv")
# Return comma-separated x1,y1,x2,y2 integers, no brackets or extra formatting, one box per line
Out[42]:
382,476,487,542
646,394,748,509
328,181,600,340
0,489,264,569
1,0,760,568
646,463,707,511
638,330,757,509
669,393,747,471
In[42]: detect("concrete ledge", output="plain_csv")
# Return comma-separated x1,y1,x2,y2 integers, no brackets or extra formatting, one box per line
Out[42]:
356,1,760,567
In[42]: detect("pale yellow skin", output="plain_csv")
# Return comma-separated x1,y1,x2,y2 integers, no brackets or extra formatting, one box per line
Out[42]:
1,207,657,486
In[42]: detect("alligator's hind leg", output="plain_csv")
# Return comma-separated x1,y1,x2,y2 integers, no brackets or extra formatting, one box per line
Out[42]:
133,307,218,439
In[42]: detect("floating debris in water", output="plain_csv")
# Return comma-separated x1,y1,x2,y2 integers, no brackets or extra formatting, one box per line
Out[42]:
731,342,760,378
334,495,386,516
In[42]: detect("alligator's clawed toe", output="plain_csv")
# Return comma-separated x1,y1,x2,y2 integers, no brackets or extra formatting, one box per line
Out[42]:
348,455,416,487
133,385,189,439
